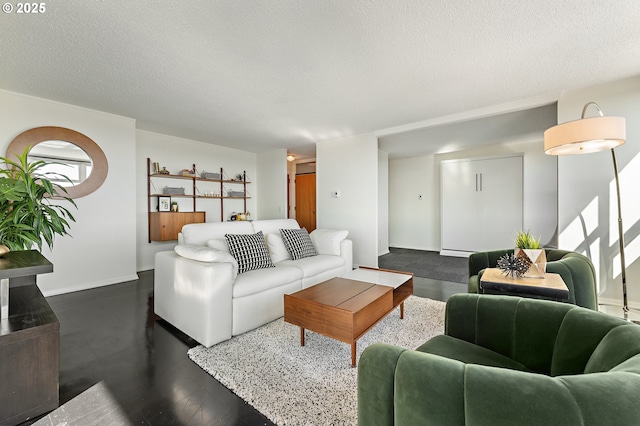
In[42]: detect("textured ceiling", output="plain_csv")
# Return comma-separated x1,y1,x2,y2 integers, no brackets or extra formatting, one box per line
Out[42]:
1,1,639,160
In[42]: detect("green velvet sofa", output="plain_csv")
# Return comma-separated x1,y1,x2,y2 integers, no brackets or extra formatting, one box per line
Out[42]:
468,249,598,310
358,294,640,426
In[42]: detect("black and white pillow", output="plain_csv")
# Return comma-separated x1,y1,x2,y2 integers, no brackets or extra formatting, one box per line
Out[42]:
280,228,317,260
225,231,275,274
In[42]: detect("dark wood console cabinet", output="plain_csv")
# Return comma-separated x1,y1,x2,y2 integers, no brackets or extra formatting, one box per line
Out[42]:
149,211,206,241
0,250,58,425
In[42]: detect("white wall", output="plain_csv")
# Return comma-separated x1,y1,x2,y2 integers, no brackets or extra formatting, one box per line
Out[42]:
378,150,389,255
556,76,640,308
136,130,257,271
316,133,379,267
388,155,440,250
0,90,138,296
388,140,557,251
257,149,288,219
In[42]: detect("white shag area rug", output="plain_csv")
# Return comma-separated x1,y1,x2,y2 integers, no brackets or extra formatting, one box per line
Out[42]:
188,296,446,426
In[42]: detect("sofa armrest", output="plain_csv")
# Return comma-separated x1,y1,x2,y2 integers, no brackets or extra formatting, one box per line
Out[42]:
154,250,235,347
358,343,407,426
468,249,512,293
546,251,598,310
340,239,353,271
468,249,512,278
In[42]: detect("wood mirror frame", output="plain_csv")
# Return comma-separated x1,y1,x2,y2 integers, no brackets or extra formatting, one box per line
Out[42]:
6,126,108,198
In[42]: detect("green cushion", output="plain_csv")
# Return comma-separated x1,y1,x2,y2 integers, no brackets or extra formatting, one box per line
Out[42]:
445,294,574,374
464,365,584,426
416,335,531,372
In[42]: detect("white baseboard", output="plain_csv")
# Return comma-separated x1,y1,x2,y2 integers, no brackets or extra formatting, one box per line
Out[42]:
598,296,640,311
42,274,140,297
439,249,472,258
388,245,440,252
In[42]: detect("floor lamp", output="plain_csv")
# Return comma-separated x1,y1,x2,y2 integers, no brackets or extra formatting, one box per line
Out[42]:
543,102,636,319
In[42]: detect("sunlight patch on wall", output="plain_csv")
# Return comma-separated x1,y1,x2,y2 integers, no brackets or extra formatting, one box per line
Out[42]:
560,196,599,252
590,238,601,293
610,152,640,245
613,233,640,279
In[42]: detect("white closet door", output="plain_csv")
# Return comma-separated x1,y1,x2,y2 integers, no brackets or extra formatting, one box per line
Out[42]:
477,156,523,251
441,156,523,254
441,160,479,252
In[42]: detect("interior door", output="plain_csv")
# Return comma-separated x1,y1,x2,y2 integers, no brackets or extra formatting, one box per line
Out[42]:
478,156,523,250
441,160,479,252
295,173,316,232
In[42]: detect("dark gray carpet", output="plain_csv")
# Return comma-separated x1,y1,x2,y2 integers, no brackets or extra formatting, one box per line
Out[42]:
379,248,468,284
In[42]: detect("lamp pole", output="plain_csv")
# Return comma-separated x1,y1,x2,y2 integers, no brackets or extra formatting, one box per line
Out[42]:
581,102,628,314
611,147,628,312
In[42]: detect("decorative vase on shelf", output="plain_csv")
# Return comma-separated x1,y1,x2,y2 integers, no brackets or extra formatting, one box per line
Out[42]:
0,244,9,257
514,230,546,278
515,248,546,278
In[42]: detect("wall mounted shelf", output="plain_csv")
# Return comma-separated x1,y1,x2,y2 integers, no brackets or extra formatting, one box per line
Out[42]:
146,158,251,242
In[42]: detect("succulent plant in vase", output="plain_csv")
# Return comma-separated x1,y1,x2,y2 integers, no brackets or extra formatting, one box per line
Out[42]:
514,230,546,278
0,148,76,255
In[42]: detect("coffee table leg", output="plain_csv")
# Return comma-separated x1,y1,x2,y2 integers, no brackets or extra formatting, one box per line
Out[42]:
300,327,305,346
351,342,357,367
400,301,405,319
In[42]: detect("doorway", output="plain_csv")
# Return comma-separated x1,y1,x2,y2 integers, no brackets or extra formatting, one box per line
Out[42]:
295,173,316,232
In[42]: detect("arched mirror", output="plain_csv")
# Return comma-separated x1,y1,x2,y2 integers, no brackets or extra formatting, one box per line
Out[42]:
6,126,108,198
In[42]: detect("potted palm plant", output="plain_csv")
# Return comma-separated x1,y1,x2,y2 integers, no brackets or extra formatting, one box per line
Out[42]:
0,148,76,255
514,230,546,278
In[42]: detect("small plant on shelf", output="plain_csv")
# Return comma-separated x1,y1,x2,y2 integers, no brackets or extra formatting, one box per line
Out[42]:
513,229,546,278
515,230,541,249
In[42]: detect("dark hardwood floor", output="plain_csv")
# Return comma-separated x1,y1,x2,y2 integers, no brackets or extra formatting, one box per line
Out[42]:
20,263,467,425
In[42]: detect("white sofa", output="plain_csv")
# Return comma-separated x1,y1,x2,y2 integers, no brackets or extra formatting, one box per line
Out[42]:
154,218,352,347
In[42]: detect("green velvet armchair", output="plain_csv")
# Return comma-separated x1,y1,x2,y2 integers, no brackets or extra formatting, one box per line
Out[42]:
468,249,598,310
358,294,640,426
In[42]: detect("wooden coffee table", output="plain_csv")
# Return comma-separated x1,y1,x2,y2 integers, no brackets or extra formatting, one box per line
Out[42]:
284,267,413,367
